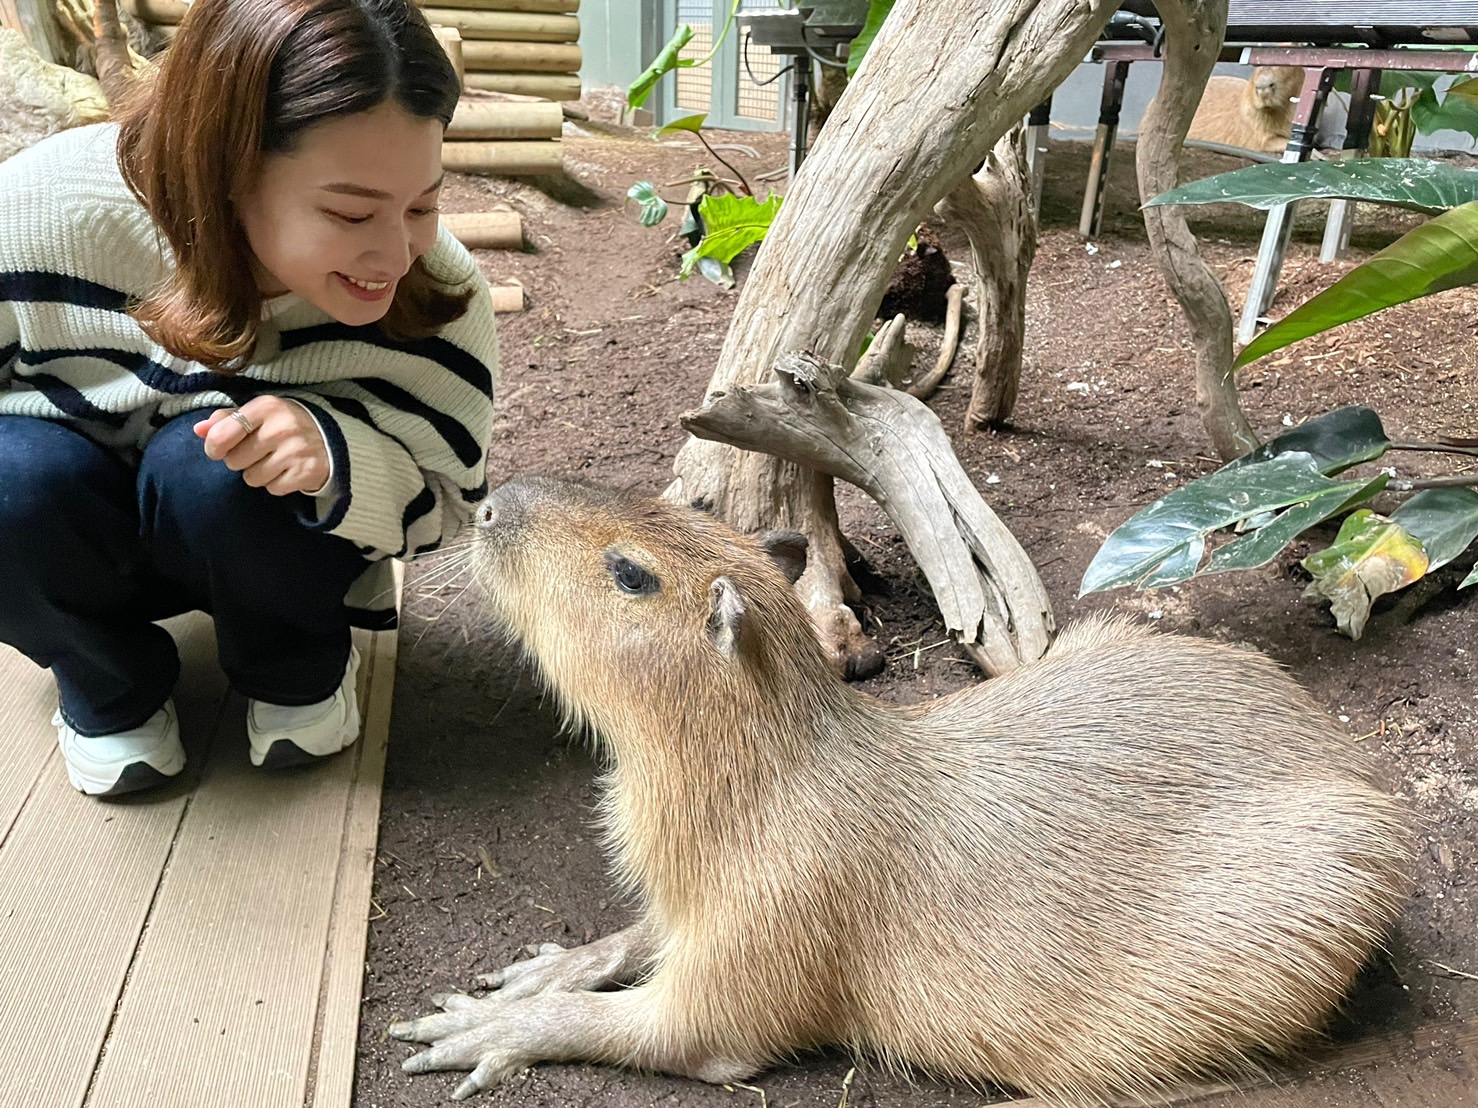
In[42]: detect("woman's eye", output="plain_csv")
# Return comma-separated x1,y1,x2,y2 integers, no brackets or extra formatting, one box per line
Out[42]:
327,210,371,225
605,553,658,595
411,206,441,218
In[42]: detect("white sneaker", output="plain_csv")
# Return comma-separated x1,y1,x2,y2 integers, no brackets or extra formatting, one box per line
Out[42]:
53,700,186,797
247,645,362,768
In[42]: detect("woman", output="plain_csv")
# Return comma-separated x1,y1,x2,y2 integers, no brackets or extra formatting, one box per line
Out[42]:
0,0,498,795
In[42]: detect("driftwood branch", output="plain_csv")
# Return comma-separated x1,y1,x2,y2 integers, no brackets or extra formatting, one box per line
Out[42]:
669,0,1124,675
683,352,1054,677
906,282,963,401
934,123,1036,428
1139,0,1256,459
851,313,914,389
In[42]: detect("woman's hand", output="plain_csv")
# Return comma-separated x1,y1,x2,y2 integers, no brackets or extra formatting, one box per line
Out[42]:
193,396,331,496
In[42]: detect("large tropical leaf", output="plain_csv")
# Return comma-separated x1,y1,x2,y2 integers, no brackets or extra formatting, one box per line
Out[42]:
1302,510,1429,639
627,25,695,110
679,193,782,278
1235,201,1478,367
1146,158,1478,215
1413,77,1478,139
1079,452,1387,595
1390,487,1478,570
1230,406,1390,475
1463,564,1478,588
626,181,668,227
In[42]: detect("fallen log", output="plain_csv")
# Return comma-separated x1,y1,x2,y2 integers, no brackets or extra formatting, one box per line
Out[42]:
463,72,581,100
447,98,561,139
417,0,578,12
460,39,579,72
419,8,578,42
488,280,524,313
441,138,561,175
440,210,522,250
430,24,464,87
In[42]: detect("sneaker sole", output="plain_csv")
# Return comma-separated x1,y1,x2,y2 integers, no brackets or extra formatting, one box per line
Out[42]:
66,748,186,797
256,738,339,770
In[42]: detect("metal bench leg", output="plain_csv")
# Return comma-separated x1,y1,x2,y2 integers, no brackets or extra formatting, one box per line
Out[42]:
1026,97,1051,218
1079,60,1129,239
1238,66,1335,344
1320,67,1380,263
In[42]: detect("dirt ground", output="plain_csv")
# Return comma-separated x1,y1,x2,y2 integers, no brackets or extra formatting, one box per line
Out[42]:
353,102,1478,1107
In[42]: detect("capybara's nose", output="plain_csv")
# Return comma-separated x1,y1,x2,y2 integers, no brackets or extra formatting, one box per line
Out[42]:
478,476,561,532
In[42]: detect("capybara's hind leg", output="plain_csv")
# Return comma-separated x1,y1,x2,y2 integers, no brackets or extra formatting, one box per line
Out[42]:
474,921,658,998
391,986,763,1098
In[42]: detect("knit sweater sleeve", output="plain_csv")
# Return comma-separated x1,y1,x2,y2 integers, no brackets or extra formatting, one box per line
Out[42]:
271,229,499,560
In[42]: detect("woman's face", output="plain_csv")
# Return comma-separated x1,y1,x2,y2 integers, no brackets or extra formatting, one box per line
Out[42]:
236,100,444,326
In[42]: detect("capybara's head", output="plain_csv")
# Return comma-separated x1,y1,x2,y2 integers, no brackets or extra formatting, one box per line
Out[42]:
471,477,829,738
1250,65,1303,111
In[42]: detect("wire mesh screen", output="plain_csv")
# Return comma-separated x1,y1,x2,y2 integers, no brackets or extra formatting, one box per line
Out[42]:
675,0,713,113
736,0,784,123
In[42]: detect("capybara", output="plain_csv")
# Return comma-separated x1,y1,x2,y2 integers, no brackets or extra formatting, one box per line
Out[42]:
392,476,1411,1105
1187,66,1305,154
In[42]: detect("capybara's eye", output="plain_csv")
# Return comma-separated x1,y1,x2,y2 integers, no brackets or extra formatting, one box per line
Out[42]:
604,552,659,595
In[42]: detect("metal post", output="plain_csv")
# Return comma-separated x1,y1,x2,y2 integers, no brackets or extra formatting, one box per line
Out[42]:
1238,65,1335,344
788,55,812,183
1320,67,1381,263
1079,60,1131,239
1026,97,1052,219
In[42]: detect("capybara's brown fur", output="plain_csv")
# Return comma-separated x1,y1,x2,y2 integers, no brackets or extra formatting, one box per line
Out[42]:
1188,66,1305,154
397,477,1411,1105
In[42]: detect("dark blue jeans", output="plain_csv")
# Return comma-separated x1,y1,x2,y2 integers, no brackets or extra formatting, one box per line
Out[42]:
0,411,370,736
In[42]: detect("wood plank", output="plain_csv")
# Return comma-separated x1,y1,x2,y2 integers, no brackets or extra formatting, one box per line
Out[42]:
0,644,63,845
86,625,388,1107
0,615,223,1108
307,568,401,1108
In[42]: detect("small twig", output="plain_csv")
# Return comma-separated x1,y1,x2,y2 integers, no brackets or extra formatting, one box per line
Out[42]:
1389,474,1478,492
693,130,754,197
723,1081,768,1108
1389,440,1478,459
837,1067,857,1108
1425,960,1478,982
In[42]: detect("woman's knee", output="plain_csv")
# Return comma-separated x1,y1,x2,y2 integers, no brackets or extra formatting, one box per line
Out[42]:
138,409,265,529
0,416,131,536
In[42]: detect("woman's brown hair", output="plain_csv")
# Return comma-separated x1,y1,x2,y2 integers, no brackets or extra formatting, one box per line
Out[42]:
116,0,471,371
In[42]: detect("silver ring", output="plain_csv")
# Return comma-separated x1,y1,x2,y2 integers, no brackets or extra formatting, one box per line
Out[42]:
229,409,257,435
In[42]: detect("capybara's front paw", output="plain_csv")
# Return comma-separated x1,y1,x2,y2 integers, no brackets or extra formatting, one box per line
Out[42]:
390,993,529,1100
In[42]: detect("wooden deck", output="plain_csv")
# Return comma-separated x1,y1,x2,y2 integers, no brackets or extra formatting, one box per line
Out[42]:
0,604,397,1108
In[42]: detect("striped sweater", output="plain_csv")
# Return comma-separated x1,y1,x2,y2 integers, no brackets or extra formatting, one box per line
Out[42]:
0,124,499,627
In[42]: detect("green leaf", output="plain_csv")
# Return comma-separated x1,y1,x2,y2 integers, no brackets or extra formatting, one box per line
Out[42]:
1146,158,1478,215
626,181,669,227
1204,478,1386,574
846,0,894,78
678,193,782,279
1389,487,1478,569
627,25,696,110
1235,201,1478,367
1229,406,1390,475
1412,81,1478,139
694,255,735,289
1079,452,1387,595
1301,510,1429,639
1462,564,1478,588
655,112,708,136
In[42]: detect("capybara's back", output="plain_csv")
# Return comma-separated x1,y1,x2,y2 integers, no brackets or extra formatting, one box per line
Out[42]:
828,616,1412,1103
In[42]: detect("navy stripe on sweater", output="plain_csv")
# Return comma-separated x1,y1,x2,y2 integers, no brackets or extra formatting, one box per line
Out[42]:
278,322,493,401
0,271,129,312
8,368,129,425
0,342,17,371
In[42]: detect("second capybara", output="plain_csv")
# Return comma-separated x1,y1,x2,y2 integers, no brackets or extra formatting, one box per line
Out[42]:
392,476,1411,1105
1188,65,1306,154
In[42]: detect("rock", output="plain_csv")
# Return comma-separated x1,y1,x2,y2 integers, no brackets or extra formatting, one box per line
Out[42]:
0,28,109,165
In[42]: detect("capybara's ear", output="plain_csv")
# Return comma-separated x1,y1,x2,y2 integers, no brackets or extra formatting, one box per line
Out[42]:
706,576,747,658
757,530,807,584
